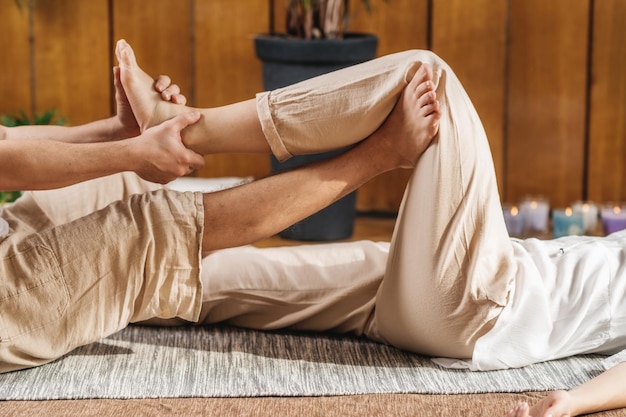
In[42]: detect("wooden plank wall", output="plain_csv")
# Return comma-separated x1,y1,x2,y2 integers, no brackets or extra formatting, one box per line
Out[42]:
1,0,624,212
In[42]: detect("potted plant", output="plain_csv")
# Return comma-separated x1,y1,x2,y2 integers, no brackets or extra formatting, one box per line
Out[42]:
254,0,386,241
255,0,382,90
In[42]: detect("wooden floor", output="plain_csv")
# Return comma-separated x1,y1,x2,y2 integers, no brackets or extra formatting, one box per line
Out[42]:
255,215,397,248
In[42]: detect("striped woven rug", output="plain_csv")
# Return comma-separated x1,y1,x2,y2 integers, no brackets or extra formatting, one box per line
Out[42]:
0,325,607,400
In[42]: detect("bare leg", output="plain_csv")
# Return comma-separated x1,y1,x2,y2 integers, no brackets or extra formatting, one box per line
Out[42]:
116,39,443,160
115,39,270,155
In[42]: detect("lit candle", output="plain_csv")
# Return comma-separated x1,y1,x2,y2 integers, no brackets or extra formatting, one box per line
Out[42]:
502,204,524,237
601,204,626,235
552,207,584,238
571,201,598,234
520,196,550,233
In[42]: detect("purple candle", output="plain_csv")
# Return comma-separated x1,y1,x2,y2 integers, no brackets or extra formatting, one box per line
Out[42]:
601,204,626,235
503,204,524,237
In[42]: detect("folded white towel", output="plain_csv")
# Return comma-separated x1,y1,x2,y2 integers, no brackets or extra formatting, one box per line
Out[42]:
167,176,253,193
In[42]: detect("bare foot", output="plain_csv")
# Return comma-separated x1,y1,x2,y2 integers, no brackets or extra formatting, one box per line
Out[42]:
115,39,185,132
376,63,441,168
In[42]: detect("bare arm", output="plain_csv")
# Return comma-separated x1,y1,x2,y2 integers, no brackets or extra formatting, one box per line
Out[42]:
201,132,398,252
569,362,626,415
0,68,195,190
0,113,205,191
1,117,129,144
507,362,626,417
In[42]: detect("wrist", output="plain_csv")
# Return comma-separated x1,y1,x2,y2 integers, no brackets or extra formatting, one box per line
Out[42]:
105,117,128,141
568,388,591,416
362,132,407,172
117,137,142,173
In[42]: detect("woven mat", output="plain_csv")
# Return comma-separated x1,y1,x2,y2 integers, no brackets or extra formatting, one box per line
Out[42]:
0,325,605,400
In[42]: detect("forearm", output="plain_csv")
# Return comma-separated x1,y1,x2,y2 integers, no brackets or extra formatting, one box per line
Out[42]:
0,138,135,190
201,135,399,252
2,116,127,144
569,362,626,415
1,112,204,191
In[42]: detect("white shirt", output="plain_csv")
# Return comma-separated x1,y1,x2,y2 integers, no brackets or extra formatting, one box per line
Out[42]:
435,230,626,371
0,206,9,238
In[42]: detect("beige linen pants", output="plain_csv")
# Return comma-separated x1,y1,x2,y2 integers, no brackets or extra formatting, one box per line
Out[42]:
200,50,516,359
0,174,204,372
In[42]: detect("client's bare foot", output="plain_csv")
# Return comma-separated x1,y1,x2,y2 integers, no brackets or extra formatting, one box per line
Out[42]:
114,39,269,156
376,63,441,168
115,39,185,132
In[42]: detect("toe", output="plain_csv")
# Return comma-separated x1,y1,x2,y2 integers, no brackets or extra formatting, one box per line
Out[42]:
116,39,138,68
415,81,435,100
417,90,437,109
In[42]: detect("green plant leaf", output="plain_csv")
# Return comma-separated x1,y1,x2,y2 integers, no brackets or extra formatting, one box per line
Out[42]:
0,191,22,204
0,109,65,126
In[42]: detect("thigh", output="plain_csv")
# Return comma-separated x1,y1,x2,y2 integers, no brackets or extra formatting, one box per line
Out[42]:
0,233,69,373
374,54,516,359
197,241,388,338
0,189,203,372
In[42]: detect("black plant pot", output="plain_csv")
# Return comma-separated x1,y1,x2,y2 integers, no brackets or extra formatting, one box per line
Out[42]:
254,33,378,241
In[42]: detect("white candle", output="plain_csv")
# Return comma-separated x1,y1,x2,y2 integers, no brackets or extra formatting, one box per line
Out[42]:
520,196,549,233
571,201,598,234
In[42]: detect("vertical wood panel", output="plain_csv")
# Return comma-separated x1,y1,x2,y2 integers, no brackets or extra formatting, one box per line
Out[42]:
195,0,265,107
349,0,428,56
271,0,286,33
431,0,508,196
0,0,31,118
351,0,430,212
112,0,193,105
587,0,626,203
33,0,110,125
3,1,623,215
195,0,270,180
506,0,590,208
